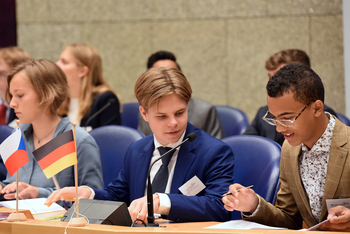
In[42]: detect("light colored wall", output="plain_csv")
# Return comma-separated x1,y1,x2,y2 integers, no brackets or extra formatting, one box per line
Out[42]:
16,0,343,121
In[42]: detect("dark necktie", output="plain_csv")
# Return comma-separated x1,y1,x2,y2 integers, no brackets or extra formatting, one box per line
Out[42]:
0,104,7,125
152,147,174,193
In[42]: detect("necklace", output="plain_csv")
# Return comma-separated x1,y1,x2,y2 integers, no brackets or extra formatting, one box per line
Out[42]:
33,125,57,144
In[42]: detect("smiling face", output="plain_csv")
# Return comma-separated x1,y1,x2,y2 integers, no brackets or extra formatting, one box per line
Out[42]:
140,93,188,145
266,92,321,148
9,71,42,124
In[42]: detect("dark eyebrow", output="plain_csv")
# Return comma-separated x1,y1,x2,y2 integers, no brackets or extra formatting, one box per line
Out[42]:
269,111,295,119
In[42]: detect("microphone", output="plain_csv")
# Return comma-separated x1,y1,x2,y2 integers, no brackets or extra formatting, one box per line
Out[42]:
145,132,197,226
85,98,116,127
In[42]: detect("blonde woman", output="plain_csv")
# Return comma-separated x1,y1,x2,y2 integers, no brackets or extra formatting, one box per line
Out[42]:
56,43,121,130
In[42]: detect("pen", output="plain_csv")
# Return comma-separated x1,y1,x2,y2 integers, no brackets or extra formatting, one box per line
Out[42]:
223,185,254,196
305,215,337,231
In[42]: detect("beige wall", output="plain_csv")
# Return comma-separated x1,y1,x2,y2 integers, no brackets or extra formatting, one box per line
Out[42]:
16,0,344,121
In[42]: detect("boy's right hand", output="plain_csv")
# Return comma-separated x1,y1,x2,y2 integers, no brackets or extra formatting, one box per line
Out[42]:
222,183,259,214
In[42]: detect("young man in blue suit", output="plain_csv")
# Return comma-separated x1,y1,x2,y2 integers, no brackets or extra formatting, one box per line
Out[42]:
46,67,234,223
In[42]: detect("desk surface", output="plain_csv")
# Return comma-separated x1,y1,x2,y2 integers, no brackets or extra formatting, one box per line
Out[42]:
0,219,343,234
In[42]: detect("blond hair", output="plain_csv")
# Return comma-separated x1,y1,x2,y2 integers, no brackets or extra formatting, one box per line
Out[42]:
57,43,119,119
134,67,192,111
7,59,68,116
0,46,32,68
265,49,310,71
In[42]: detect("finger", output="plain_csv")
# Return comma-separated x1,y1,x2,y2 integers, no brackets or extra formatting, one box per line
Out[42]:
138,208,148,223
45,191,61,206
329,215,350,224
4,193,16,200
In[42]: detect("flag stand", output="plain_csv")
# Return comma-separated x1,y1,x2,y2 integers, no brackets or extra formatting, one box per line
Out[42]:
68,123,87,227
7,121,27,222
7,172,27,222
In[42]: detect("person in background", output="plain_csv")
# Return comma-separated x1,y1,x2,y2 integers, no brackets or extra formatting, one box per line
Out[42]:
0,46,32,181
223,64,350,231
243,49,337,145
138,50,225,139
0,46,31,127
46,67,234,223
0,59,103,202
56,43,121,131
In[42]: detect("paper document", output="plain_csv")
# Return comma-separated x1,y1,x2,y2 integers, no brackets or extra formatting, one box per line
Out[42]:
205,220,286,230
0,197,65,214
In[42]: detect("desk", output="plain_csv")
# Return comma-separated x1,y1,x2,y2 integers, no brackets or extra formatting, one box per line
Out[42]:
0,219,342,234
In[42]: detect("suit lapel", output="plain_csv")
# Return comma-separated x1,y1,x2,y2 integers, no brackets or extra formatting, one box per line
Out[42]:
133,140,154,197
320,119,349,220
170,125,197,194
290,145,314,220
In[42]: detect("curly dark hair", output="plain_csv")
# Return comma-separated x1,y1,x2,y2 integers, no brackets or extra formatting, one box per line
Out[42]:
266,63,324,105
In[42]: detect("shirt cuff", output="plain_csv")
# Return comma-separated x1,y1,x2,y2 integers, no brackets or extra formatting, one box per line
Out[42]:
81,186,95,199
242,194,261,217
156,193,171,215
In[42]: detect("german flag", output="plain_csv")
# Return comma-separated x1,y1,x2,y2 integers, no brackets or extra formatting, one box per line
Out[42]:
33,130,77,179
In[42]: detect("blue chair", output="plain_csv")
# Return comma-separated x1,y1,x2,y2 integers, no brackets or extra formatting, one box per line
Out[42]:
0,125,13,143
336,112,350,126
222,135,281,220
89,125,145,187
215,105,250,137
121,102,140,130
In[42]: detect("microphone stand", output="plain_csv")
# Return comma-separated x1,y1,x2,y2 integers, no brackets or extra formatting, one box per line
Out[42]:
85,99,115,127
145,135,195,226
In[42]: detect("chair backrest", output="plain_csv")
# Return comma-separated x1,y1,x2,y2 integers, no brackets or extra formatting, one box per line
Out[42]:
0,125,14,144
121,102,140,129
222,135,281,220
215,105,250,137
336,112,350,126
89,125,145,187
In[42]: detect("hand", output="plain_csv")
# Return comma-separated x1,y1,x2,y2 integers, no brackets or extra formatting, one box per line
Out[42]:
128,194,160,223
319,206,350,231
1,182,39,199
222,183,259,213
45,186,92,207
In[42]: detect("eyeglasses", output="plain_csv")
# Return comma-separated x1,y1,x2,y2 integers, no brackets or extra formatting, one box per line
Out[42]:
262,101,312,128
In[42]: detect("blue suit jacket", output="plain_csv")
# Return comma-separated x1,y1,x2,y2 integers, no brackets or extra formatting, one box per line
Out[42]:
94,123,234,222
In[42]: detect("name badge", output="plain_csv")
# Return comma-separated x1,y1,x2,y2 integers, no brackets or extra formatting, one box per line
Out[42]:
326,198,350,211
178,175,206,196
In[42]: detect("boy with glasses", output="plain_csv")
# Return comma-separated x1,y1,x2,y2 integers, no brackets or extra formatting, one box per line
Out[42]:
223,63,350,231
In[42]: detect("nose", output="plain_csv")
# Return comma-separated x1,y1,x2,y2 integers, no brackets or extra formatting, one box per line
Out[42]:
275,121,287,133
167,116,178,127
56,60,62,68
9,98,16,109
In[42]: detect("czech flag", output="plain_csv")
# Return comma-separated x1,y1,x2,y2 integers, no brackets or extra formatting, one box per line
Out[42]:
33,130,77,179
0,128,29,177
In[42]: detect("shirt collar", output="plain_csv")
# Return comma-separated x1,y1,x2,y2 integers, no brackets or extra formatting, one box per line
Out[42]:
301,112,335,153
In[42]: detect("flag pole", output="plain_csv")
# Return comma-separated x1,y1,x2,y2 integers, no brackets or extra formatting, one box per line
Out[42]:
69,122,87,227
7,120,27,222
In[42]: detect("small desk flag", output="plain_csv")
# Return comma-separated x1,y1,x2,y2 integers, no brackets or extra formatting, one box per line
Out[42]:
0,128,29,177
33,130,77,179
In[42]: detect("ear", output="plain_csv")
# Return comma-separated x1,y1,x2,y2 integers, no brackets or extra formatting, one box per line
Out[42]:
139,105,149,122
313,100,324,117
79,66,89,78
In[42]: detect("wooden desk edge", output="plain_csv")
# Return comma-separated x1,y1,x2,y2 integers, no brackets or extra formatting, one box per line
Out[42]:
0,219,342,234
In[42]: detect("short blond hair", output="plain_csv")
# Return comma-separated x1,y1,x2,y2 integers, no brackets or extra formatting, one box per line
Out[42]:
7,59,68,116
134,67,192,111
265,49,310,70
0,46,31,68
